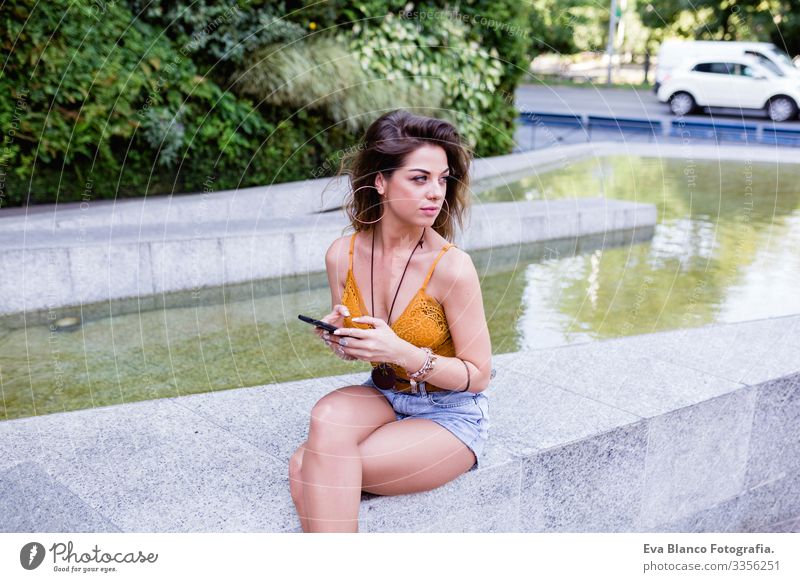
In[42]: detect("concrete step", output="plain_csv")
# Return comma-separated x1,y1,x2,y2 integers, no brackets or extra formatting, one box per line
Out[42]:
0,196,656,315
1,314,798,532
0,142,605,234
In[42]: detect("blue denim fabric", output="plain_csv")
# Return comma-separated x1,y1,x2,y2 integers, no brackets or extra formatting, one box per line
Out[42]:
361,375,490,472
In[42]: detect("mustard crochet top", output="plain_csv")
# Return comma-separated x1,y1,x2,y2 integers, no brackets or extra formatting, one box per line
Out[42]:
341,232,457,393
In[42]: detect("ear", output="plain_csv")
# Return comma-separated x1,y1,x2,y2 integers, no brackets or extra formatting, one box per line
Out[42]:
374,172,385,195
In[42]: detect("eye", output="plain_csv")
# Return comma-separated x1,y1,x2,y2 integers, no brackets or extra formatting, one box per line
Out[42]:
413,175,451,183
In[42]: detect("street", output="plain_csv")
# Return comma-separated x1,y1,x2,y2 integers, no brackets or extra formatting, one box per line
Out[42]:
516,83,800,128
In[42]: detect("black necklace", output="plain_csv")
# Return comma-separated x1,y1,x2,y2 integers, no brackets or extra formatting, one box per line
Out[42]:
370,226,426,390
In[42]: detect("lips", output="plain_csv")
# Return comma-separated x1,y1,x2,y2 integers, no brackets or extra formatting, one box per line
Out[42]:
421,206,439,211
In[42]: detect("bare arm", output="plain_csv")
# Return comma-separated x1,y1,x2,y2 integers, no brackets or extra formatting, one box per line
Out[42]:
324,236,348,310
313,236,355,360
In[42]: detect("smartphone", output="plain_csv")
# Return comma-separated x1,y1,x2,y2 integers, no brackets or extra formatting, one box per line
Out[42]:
298,314,339,334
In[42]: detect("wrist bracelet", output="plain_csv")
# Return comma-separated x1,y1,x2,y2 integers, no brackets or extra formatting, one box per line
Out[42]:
455,359,470,392
408,347,436,393
408,347,435,379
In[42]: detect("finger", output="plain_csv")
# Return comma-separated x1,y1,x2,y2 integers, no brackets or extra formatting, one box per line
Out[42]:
334,304,351,318
323,334,350,348
332,327,363,338
320,306,344,323
321,307,350,327
349,315,381,327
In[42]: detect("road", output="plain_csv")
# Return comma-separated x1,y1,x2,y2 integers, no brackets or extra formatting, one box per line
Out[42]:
515,83,800,128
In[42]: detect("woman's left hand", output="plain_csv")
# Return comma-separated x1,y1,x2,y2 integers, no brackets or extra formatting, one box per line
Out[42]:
326,316,408,365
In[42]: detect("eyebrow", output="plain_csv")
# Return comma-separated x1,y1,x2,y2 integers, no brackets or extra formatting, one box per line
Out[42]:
407,168,450,174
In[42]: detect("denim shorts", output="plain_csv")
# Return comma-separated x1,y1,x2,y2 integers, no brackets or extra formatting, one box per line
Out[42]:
361,375,490,472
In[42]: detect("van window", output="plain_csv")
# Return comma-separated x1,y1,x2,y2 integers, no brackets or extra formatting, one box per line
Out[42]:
767,46,795,68
692,62,735,74
739,65,756,77
744,51,784,76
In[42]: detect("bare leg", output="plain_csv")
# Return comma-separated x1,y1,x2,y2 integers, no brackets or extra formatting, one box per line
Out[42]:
359,418,476,496
294,386,396,533
301,440,363,532
288,441,311,532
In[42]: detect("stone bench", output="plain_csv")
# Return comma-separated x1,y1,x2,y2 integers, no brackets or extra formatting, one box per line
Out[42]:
1,314,797,533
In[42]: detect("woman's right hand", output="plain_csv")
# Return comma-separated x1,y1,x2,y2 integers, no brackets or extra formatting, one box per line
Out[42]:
313,304,356,360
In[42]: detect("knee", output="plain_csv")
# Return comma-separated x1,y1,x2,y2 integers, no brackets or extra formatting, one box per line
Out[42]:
289,448,303,480
308,400,352,447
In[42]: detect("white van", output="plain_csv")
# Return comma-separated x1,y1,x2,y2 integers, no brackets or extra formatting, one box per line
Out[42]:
657,57,800,121
655,40,798,91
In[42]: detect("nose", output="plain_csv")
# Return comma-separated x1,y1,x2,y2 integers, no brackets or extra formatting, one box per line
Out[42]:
428,181,445,200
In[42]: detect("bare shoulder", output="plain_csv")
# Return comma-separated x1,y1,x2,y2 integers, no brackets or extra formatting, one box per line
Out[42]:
325,234,352,271
438,245,479,289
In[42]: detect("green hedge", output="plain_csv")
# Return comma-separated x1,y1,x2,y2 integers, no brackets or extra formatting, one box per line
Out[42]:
0,0,534,207
433,0,535,157
0,1,346,205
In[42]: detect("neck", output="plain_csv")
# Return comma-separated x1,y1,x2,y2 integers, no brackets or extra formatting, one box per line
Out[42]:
374,221,425,256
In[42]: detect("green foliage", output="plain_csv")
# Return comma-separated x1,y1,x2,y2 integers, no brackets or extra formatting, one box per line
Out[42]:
2,0,159,203
1,0,539,205
346,10,506,152
529,0,580,55
233,33,444,134
127,0,307,69
639,0,800,56
0,0,325,204
773,10,800,57
259,0,536,158
140,105,186,169
411,0,534,156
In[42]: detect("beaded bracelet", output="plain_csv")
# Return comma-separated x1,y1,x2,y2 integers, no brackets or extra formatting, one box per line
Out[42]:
408,347,434,379
408,347,436,392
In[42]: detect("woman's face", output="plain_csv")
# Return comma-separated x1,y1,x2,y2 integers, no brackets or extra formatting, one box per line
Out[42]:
377,144,450,226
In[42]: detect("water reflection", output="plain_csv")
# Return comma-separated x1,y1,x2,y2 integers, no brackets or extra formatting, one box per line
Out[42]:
477,155,800,348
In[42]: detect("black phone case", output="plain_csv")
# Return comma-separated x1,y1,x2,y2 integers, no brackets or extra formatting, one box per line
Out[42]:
298,314,338,333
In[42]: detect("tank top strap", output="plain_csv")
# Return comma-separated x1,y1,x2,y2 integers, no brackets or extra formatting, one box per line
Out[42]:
421,243,454,291
348,232,357,271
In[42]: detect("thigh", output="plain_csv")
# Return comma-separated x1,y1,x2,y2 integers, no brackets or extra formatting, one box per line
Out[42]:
307,385,397,446
359,418,476,496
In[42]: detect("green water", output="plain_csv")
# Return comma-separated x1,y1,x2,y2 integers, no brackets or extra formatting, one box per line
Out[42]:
478,155,800,347
2,155,799,421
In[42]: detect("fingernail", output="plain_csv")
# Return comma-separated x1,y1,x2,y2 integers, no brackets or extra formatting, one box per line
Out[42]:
343,308,350,316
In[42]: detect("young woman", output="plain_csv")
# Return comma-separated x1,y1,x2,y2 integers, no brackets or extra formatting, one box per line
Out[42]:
289,109,493,533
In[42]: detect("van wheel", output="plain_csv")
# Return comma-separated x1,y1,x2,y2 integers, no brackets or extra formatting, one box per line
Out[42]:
669,92,696,116
766,96,798,122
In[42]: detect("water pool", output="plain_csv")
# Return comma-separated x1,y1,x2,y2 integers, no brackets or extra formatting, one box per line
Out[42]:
477,154,800,347
1,154,798,420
